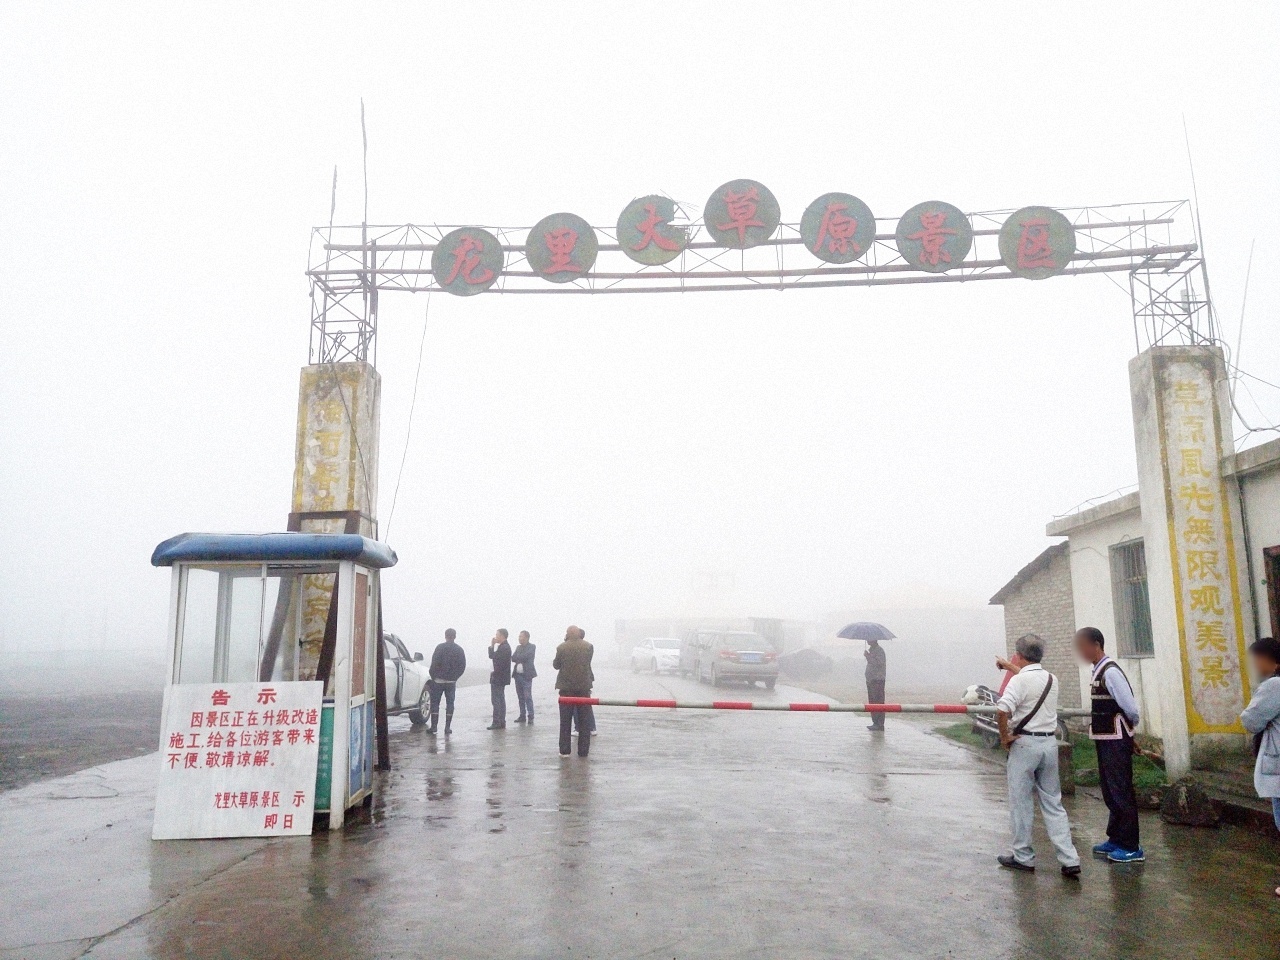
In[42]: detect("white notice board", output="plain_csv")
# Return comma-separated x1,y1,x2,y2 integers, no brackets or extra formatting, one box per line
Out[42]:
153,681,324,840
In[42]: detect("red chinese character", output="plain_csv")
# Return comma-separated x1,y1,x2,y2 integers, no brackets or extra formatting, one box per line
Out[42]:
272,730,285,747
205,711,218,728
249,791,260,808
276,709,291,726
812,201,861,256
907,212,958,266
290,709,305,725
267,791,280,807
303,729,316,744
232,711,245,727
168,732,185,749
264,814,278,829
256,687,278,705
444,235,494,286
543,227,585,274
287,729,301,746
253,750,270,767
631,203,680,253
238,791,250,808
189,712,203,728
305,708,319,725
184,752,198,769
716,186,764,245
283,815,294,830
224,731,237,749
205,752,220,768
238,751,252,767
222,750,235,767
293,790,307,807
1015,217,1055,269
246,710,259,727
255,731,270,747
166,752,181,768
207,731,224,749
211,689,231,707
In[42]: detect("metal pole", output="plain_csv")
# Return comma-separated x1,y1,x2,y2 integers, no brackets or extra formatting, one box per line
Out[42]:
561,696,1091,718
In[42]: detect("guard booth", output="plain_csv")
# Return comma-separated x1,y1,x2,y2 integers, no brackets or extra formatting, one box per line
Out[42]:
151,532,397,834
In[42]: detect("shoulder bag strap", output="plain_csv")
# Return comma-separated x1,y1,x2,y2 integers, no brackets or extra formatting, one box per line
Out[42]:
1013,674,1053,736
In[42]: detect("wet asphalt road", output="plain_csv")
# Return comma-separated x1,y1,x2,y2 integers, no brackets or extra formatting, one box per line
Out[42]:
1,667,1277,960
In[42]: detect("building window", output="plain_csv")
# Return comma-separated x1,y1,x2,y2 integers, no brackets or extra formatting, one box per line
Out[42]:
1110,539,1154,657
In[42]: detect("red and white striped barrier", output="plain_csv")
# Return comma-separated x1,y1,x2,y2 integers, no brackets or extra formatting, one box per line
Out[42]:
559,696,1091,718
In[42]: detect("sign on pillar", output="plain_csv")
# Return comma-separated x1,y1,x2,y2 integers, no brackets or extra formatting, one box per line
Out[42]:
291,362,381,680
1130,345,1253,778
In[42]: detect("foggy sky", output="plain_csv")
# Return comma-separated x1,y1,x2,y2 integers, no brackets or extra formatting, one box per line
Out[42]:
2,2,1278,658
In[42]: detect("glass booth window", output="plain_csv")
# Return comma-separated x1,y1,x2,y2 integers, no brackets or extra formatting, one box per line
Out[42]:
178,564,305,683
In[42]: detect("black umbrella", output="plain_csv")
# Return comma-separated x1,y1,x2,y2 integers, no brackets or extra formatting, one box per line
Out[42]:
836,621,896,642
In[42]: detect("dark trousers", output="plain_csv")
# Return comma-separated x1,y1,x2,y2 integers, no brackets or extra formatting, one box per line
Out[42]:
1096,736,1140,851
514,676,534,720
428,681,456,729
866,677,886,730
491,682,507,726
559,690,593,756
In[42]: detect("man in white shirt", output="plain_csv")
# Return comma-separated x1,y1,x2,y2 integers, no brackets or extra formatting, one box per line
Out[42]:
995,634,1081,878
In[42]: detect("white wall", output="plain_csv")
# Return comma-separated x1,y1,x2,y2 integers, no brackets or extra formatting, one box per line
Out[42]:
1240,465,1280,640
1060,506,1166,739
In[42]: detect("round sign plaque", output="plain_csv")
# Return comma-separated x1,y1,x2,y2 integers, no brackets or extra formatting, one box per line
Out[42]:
526,212,598,283
431,227,504,296
617,195,689,265
894,201,973,273
800,193,876,264
998,206,1076,279
703,179,780,249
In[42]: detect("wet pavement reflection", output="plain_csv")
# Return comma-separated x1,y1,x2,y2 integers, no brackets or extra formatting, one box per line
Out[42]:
1,668,1277,959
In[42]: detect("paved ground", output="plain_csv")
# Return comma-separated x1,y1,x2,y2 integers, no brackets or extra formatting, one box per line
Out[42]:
2,668,1277,960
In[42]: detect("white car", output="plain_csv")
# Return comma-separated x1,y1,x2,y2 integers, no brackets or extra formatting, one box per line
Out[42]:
630,637,682,674
383,633,433,724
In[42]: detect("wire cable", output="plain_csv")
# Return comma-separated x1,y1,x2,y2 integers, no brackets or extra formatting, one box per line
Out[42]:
383,294,432,544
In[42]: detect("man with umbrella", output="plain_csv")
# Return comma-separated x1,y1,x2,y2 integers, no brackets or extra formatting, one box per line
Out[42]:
839,622,893,732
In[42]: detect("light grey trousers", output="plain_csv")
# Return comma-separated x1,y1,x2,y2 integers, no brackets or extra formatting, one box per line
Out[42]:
1006,736,1080,868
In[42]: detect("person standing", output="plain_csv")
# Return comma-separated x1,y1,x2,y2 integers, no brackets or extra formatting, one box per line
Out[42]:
865,638,887,732
1240,636,1280,899
553,625,594,758
1074,626,1144,864
512,630,537,724
427,628,467,735
995,634,1081,878
488,628,513,730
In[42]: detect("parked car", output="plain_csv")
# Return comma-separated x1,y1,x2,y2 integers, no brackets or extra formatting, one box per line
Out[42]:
631,637,682,673
383,632,433,725
680,630,778,689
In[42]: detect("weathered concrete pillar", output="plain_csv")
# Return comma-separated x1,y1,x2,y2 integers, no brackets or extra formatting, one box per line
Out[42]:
1129,345,1253,779
291,362,381,680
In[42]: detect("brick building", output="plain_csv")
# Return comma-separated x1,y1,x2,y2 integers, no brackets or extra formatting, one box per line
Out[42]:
988,543,1080,708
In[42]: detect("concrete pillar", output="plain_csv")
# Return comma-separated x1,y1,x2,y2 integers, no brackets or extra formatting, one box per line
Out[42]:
1129,346,1253,779
291,362,381,680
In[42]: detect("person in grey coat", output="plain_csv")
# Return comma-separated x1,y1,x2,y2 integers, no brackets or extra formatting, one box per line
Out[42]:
512,630,537,724
1240,636,1280,899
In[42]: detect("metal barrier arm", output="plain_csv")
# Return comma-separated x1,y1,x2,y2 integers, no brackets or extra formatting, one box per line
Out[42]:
560,696,1091,718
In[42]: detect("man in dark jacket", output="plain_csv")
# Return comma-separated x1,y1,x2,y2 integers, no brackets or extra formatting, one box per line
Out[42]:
553,625,594,758
512,630,537,724
488,628,513,730
427,628,467,735
865,638,887,732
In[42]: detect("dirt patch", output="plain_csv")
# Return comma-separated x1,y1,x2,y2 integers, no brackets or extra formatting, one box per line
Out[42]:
0,691,161,792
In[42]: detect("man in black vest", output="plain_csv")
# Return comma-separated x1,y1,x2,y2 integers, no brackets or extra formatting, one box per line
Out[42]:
1074,626,1144,863
488,628,513,730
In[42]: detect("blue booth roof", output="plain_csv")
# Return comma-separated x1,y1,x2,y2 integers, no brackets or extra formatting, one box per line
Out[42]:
151,532,398,569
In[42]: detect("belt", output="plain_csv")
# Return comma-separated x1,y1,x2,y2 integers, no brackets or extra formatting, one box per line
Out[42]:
1022,731,1057,737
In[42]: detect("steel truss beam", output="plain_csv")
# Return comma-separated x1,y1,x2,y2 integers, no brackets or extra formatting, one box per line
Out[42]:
306,200,1204,364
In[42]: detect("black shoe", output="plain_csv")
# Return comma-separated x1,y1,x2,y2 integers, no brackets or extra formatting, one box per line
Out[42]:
1061,864,1081,879
998,855,1034,873
487,723,505,730
527,718,534,725
444,726,452,735
514,717,526,724
426,726,437,735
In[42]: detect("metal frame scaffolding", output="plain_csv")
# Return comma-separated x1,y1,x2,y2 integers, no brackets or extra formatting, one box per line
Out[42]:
306,199,1206,365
